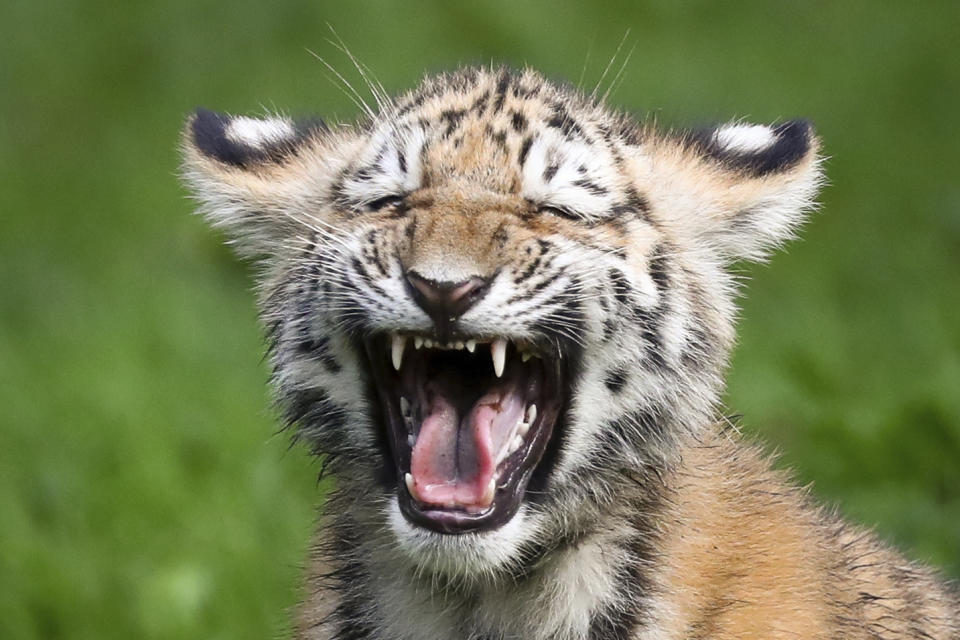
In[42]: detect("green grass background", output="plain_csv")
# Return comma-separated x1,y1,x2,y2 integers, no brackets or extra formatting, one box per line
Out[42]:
1,1,957,638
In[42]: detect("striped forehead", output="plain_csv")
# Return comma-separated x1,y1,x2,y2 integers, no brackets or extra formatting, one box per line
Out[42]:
338,84,624,218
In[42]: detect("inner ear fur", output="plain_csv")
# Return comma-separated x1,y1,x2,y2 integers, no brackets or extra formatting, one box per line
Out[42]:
645,119,823,263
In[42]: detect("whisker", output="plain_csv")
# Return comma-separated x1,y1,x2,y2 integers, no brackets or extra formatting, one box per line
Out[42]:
325,25,393,116
306,47,375,120
602,41,636,104
592,29,631,101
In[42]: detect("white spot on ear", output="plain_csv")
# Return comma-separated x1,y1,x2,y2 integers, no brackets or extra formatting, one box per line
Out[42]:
226,116,295,148
714,124,775,153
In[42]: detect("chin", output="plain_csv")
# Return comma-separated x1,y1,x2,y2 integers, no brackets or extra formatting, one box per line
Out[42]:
386,496,540,579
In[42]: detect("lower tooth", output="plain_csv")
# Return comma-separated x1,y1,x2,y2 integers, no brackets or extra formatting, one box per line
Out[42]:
400,397,410,417
511,435,524,453
518,421,530,436
525,404,537,424
483,478,496,504
405,473,416,498
407,434,416,447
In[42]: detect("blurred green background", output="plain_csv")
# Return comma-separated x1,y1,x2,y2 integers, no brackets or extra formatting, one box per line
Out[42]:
1,1,957,638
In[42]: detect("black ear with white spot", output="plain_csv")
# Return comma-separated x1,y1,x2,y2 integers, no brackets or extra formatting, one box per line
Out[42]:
686,120,813,178
180,110,328,258
671,119,823,263
190,108,326,169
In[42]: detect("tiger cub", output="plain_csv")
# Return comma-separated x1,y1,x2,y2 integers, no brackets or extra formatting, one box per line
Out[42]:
182,67,958,639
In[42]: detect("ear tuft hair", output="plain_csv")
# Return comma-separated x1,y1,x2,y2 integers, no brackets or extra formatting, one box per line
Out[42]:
654,119,823,263
685,119,813,178
190,108,327,169
181,109,330,258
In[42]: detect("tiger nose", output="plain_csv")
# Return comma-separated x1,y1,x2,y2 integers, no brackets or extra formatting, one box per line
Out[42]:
405,271,491,328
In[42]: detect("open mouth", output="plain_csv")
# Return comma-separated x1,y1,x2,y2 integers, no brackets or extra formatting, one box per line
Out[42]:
364,334,565,534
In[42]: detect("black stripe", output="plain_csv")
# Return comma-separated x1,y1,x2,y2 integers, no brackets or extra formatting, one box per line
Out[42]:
680,323,713,369
505,268,563,305
571,178,608,197
282,387,348,437
543,163,559,182
514,254,543,284
603,365,630,394
331,557,377,640
546,102,585,139
608,268,632,308
634,306,666,370
350,257,392,300
488,127,508,150
510,110,528,133
492,69,512,112
471,90,490,114
648,244,670,293
440,108,467,137
395,93,425,117
610,187,652,222
518,136,533,167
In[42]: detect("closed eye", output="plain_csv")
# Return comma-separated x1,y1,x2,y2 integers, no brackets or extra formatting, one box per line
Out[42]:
537,204,580,221
365,194,406,212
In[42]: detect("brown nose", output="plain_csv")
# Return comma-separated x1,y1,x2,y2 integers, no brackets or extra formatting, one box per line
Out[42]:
405,271,490,331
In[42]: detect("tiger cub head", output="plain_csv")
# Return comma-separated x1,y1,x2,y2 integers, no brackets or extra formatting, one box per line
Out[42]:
182,67,821,578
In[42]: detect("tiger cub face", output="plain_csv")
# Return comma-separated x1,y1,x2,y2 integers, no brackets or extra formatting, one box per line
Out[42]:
182,67,821,577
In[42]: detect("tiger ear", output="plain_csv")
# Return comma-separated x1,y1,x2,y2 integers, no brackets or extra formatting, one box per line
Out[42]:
656,119,824,263
180,109,328,257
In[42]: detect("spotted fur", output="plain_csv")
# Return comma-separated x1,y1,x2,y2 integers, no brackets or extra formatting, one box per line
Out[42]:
181,67,958,639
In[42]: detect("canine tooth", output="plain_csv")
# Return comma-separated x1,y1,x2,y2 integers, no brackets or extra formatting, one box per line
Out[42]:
455,341,465,350
525,404,537,425
391,334,406,371
491,338,507,378
414,336,423,349
482,477,496,504
400,396,410,417
405,473,416,497
465,339,476,353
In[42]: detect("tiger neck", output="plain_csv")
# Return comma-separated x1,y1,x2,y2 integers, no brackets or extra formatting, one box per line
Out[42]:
328,482,668,640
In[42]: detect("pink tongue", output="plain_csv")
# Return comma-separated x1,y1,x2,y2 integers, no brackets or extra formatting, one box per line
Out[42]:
409,382,525,512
